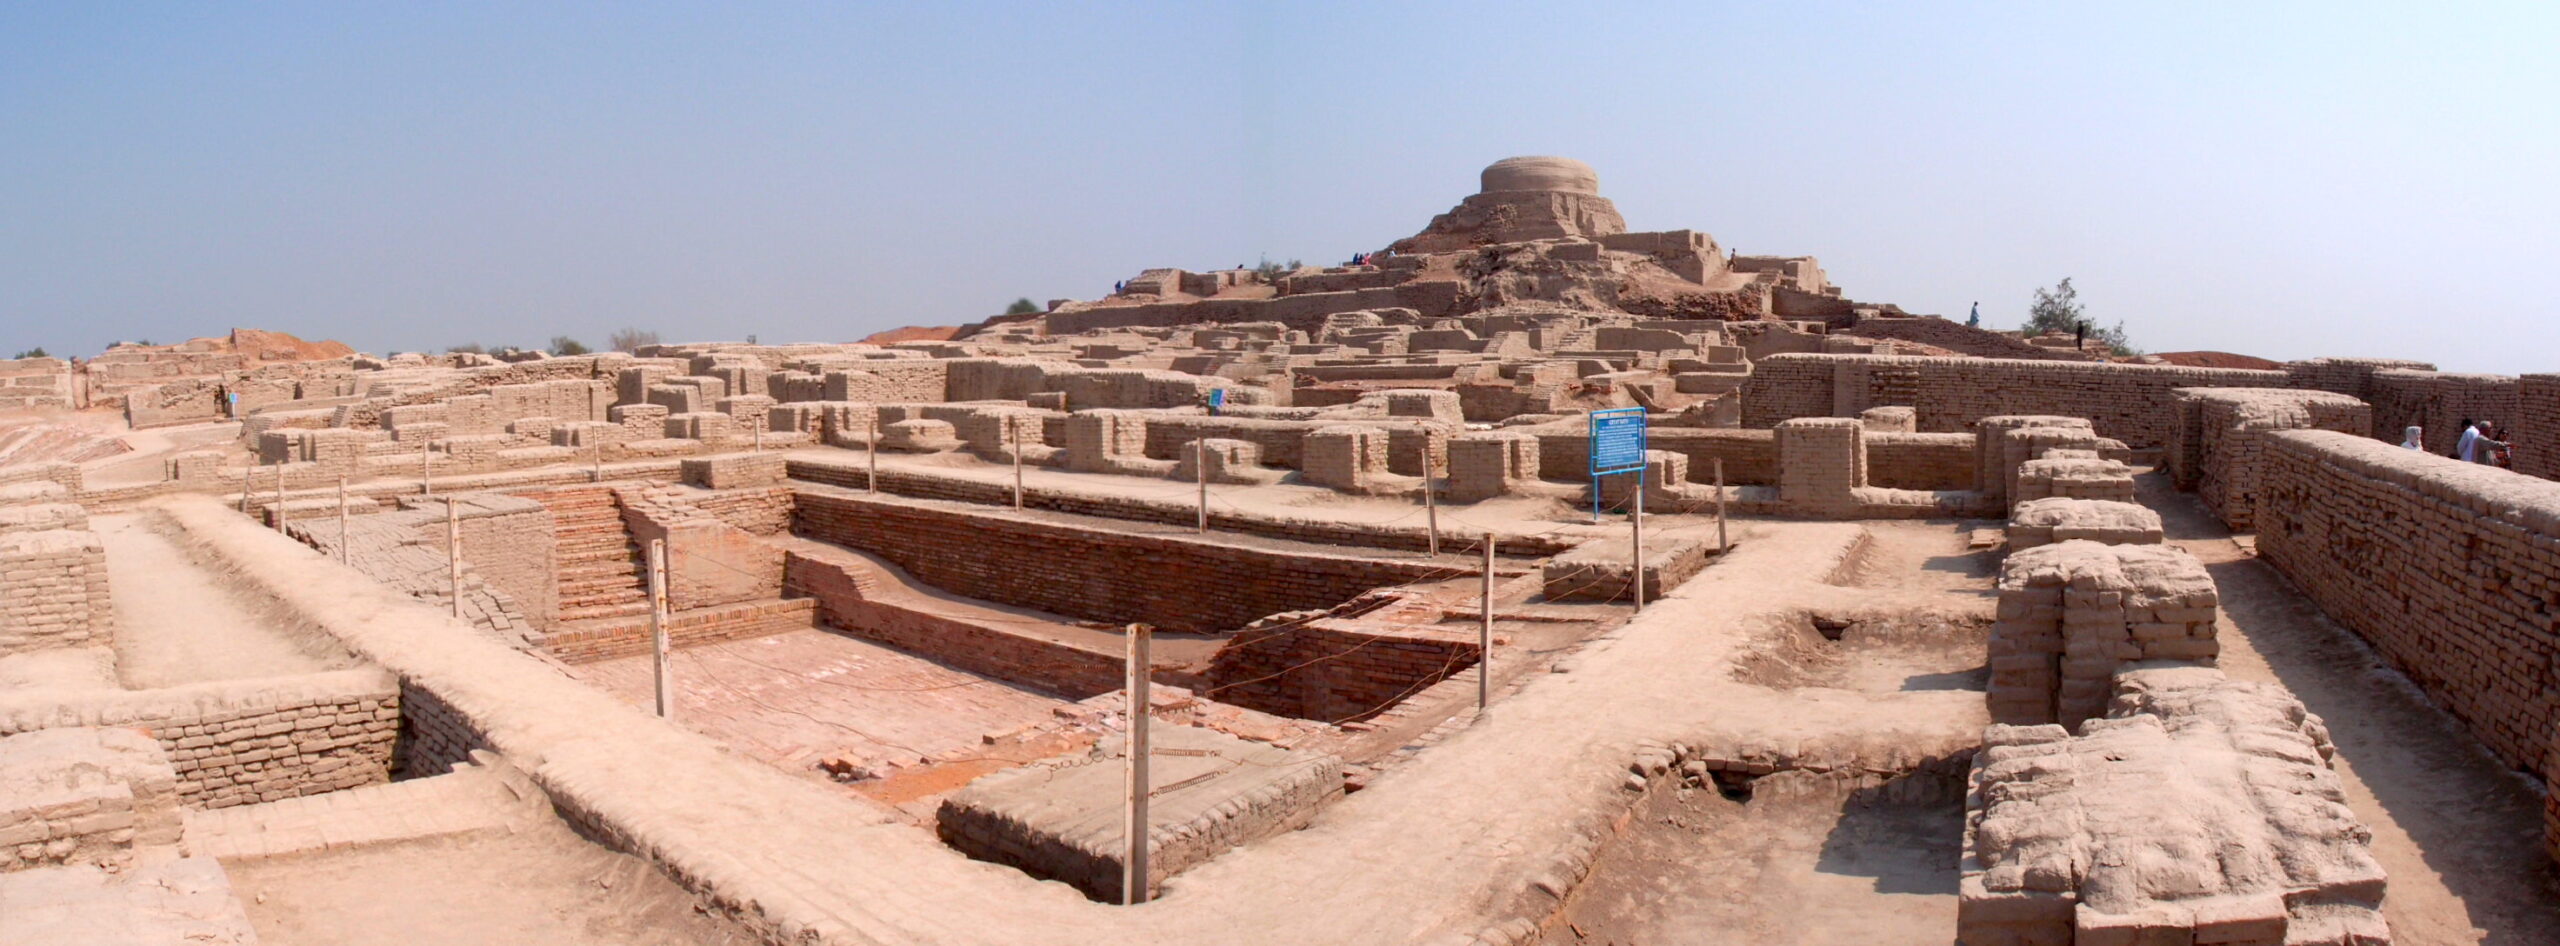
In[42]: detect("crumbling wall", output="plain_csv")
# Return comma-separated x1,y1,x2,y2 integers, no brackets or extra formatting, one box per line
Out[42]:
0,728,184,872
1201,622,1481,723
1962,666,2386,945
2256,429,2560,777
0,670,398,809
2517,373,2560,481
1986,541,2219,730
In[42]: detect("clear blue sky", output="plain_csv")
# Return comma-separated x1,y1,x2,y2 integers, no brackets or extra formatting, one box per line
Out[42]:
4,2,2554,373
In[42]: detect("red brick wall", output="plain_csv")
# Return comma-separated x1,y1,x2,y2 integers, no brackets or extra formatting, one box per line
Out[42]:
783,551,1123,698
2256,430,2560,778
539,598,816,664
1200,622,1480,722
790,488,1445,633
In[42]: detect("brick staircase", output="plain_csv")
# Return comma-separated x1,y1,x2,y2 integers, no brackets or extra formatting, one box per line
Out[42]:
530,486,650,623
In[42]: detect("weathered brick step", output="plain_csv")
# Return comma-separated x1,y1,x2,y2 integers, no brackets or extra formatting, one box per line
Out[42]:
557,601,650,622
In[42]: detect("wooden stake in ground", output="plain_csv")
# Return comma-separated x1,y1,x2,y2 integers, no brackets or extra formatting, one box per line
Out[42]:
752,414,763,452
867,411,880,493
1010,416,1024,509
336,476,348,562
273,463,287,533
240,455,255,513
647,538,674,720
446,499,462,618
1123,623,1153,905
1480,533,1496,711
1714,458,1729,555
1194,440,1208,534
1424,474,1439,557
1631,471,1646,612
421,441,433,498
593,450,603,484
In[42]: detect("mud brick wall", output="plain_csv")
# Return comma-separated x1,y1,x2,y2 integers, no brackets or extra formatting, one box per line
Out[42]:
1202,622,1481,722
0,462,82,496
2256,430,2560,777
2519,374,2560,481
2168,388,2371,530
0,727,185,872
451,496,558,629
1530,425,1780,487
791,490,1441,633
1963,667,2384,945
541,598,815,665
679,452,786,490
0,670,399,809
1986,541,2219,730
2283,356,2436,404
393,678,489,778
784,551,1123,697
818,360,947,403
784,458,1579,558
0,357,76,410
0,529,113,654
1863,432,1975,490
617,488,782,610
1742,353,2284,448
2366,369,2519,457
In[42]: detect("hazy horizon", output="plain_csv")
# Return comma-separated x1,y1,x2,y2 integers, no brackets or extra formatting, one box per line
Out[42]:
4,2,2554,373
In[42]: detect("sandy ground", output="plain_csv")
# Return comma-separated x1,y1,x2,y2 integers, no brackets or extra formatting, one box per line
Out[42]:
92,509,346,687
1554,774,1963,946
225,817,747,946
2139,474,2560,945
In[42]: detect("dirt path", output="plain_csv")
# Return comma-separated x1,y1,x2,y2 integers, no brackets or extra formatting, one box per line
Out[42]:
92,510,343,687
2138,473,2560,945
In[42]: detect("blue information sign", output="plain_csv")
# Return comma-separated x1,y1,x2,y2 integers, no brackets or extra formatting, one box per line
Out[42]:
1588,407,1648,474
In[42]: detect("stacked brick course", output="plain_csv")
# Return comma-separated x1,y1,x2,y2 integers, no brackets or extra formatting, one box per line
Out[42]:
793,489,1441,633
2165,388,2371,529
2519,374,2560,480
2004,498,2162,551
0,530,113,654
1962,666,2386,945
0,669,398,809
1743,353,2285,447
2366,369,2519,457
2255,430,2560,779
0,728,183,872
1202,620,1482,722
1986,541,2219,729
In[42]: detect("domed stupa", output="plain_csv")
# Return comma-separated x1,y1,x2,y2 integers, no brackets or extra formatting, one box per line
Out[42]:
1393,155,1628,253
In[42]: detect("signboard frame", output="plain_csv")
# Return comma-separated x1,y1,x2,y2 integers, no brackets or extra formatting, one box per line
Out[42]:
1587,407,1648,520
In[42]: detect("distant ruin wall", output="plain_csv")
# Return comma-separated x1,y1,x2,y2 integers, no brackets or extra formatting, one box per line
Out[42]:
1522,426,1973,491
2256,430,2560,777
1742,354,2285,448
2522,374,2560,481
790,489,1442,633
2364,369,2519,457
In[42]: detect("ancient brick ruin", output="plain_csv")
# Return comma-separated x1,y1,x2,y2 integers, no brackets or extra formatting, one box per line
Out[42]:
6,155,2557,944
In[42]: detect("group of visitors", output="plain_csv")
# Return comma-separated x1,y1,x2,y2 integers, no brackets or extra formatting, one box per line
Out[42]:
2406,419,2515,469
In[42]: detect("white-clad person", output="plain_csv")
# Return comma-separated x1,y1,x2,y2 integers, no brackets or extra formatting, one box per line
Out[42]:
2401,426,2424,450
2456,418,2483,461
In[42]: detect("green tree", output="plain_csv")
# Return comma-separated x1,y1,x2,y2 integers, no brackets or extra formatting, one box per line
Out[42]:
608,327,659,353
2022,277,2135,355
550,335,591,356
11,347,48,359
1004,298,1041,316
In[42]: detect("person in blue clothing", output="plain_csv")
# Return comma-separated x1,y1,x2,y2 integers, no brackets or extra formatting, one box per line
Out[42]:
1967,302,1979,327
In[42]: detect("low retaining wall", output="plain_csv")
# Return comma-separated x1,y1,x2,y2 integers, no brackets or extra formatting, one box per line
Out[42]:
2256,430,2560,780
0,669,398,809
783,548,1124,698
540,598,817,665
791,488,1444,633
